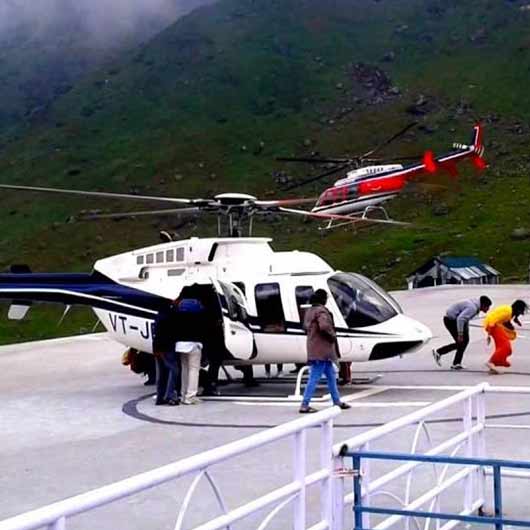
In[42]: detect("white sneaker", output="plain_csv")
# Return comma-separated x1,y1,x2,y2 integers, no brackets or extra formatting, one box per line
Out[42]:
277,371,285,378
182,397,201,405
432,349,442,367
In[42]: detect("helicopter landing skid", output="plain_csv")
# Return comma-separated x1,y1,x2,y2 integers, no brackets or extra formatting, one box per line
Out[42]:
319,205,402,230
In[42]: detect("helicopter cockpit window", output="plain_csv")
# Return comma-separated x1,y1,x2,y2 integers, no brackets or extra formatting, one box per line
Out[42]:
359,275,403,314
136,255,144,265
295,286,314,322
255,283,286,332
327,273,397,328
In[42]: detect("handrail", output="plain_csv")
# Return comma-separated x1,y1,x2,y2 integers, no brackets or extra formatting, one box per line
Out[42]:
334,384,488,456
345,450,530,470
485,385,530,394
348,450,530,530
0,407,340,530
357,424,483,499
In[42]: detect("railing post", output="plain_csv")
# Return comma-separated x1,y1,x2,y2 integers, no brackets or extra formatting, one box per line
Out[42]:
476,390,487,511
293,429,307,530
463,396,474,513
352,455,363,530
360,442,371,530
493,464,503,530
320,418,334,528
331,454,345,530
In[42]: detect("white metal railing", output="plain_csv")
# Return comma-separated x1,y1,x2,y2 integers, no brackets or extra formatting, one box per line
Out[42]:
331,383,530,530
5,383,530,530
331,383,490,530
0,407,340,530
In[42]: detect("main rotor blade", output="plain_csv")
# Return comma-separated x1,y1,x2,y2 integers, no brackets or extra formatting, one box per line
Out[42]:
276,156,351,164
0,184,195,205
381,154,423,163
78,207,202,220
282,164,351,191
362,122,418,159
255,197,317,208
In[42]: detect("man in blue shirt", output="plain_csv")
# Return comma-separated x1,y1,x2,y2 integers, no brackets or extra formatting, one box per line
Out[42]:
433,295,492,370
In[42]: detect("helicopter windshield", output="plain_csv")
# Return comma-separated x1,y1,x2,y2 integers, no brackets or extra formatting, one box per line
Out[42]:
327,273,398,328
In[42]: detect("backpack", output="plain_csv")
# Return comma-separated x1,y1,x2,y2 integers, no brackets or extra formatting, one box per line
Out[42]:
178,298,204,313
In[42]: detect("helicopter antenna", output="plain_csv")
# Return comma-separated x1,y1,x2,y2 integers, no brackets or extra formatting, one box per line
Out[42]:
360,121,418,159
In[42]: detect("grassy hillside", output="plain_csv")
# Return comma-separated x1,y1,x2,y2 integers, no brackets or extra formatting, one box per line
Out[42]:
1,0,530,343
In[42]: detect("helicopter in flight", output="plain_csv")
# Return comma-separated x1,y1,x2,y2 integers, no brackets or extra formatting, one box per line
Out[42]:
0,186,432,371
278,123,486,228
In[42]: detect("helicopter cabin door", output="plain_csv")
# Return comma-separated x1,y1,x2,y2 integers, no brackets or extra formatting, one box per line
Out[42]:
211,279,255,360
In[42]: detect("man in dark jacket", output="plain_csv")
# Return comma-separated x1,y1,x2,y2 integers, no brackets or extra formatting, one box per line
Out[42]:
152,300,181,406
175,297,206,405
433,295,492,370
300,289,351,413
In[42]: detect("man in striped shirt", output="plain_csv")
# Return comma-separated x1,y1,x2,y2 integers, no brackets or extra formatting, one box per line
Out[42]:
433,296,492,370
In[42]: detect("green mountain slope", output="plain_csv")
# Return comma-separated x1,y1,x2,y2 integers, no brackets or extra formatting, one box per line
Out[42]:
1,0,530,343
0,0,216,135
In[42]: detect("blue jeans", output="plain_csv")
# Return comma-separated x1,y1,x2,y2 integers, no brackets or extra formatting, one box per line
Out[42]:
302,360,341,407
156,350,182,401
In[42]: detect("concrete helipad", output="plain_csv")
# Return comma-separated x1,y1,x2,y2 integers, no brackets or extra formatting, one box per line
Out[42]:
2,285,530,528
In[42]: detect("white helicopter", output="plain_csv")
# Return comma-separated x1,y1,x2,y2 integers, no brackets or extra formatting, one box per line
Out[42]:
0,187,432,369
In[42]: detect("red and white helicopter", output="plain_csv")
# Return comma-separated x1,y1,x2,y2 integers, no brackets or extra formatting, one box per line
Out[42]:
278,123,486,228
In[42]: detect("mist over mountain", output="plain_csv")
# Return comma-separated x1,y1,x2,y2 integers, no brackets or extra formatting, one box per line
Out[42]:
0,0,216,132
0,0,215,46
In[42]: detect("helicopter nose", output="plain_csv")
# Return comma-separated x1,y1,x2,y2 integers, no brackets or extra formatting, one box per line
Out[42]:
398,315,432,345
366,315,432,361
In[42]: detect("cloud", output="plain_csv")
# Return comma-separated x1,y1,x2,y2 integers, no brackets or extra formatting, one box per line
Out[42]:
0,0,214,45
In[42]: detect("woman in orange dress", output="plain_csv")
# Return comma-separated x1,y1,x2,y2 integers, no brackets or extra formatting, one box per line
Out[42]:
484,300,528,373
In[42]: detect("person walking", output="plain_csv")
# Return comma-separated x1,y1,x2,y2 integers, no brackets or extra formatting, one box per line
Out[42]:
484,299,528,374
433,296,492,370
299,289,351,413
152,300,182,406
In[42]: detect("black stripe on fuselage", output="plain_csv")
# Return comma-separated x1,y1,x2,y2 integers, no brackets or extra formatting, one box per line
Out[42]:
0,271,167,318
249,318,396,337
0,271,399,338
352,147,473,184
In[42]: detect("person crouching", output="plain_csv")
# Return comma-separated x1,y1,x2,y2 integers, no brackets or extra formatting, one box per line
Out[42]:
484,299,528,374
299,289,351,413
